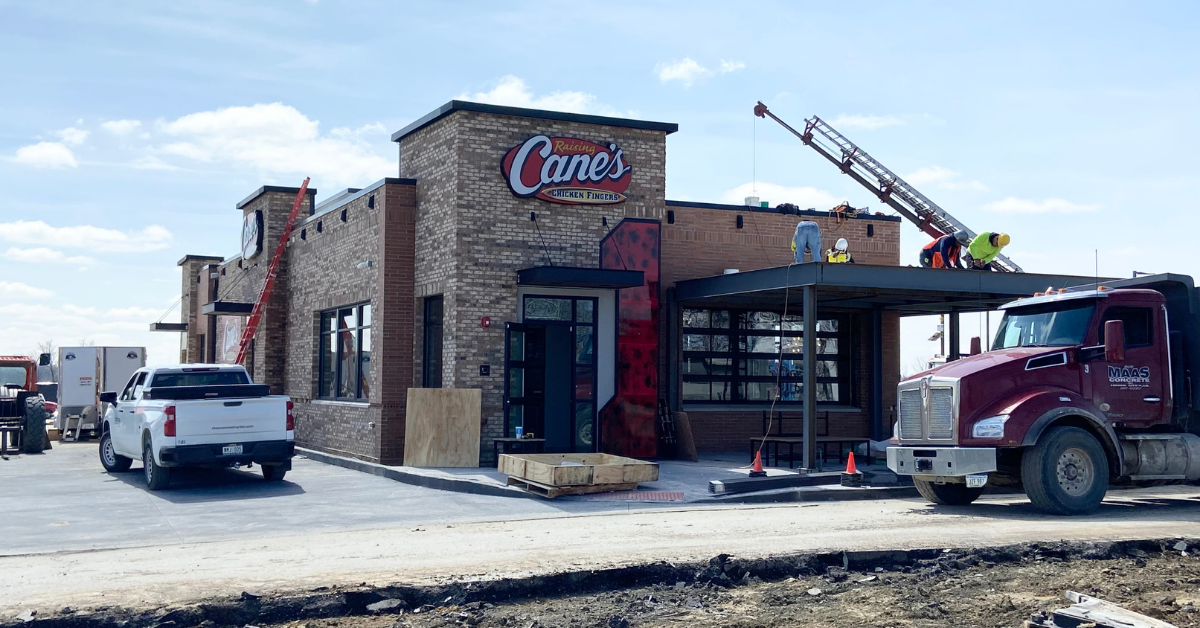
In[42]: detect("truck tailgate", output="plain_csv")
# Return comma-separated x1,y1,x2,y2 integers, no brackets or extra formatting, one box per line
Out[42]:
174,397,288,445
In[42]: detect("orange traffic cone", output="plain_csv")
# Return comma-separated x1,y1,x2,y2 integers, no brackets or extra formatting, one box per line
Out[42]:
840,451,863,487
750,451,767,478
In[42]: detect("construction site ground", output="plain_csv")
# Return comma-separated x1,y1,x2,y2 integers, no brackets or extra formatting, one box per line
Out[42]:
6,443,1200,626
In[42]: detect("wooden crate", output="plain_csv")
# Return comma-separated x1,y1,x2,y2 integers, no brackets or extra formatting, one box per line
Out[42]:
497,452,659,487
506,477,639,499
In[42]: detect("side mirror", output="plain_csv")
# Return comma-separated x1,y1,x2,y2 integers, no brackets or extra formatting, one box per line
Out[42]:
99,391,118,404
38,353,51,366
1104,320,1126,363
969,336,982,355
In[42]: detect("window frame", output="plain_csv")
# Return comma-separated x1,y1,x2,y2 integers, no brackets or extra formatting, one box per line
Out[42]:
317,302,372,402
422,295,444,388
680,308,850,406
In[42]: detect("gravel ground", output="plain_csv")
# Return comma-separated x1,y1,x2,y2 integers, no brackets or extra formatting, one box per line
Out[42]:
260,549,1200,628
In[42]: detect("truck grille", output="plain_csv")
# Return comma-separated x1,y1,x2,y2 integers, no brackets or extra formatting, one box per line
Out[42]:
927,388,955,440
899,389,923,440
897,384,956,441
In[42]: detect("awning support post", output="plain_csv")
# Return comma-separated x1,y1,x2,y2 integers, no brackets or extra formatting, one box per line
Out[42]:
802,285,818,471
948,311,961,361
871,307,884,441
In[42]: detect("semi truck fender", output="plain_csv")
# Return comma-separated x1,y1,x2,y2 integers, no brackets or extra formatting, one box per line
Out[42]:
1020,406,1123,476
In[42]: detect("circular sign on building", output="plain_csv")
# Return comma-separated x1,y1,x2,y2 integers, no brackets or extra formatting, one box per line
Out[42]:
241,210,264,260
501,135,632,205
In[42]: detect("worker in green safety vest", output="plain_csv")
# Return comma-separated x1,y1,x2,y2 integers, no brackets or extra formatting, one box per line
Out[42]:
964,232,1010,271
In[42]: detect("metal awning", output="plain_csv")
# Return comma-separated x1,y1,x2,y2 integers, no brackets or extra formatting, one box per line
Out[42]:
517,266,644,289
201,301,254,315
149,322,188,332
674,263,1113,315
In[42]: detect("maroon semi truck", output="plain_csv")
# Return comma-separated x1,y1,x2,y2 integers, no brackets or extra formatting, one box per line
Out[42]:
887,273,1200,515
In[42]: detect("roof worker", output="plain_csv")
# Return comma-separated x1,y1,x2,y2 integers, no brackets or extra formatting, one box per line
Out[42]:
826,238,854,263
964,231,1011,271
791,220,821,264
919,231,969,269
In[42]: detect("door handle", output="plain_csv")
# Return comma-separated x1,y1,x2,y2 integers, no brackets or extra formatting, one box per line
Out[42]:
1144,396,1161,403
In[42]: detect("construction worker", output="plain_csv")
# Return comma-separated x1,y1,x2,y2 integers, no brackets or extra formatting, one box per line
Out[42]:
919,231,968,269
964,231,1011,271
826,238,854,263
791,220,821,263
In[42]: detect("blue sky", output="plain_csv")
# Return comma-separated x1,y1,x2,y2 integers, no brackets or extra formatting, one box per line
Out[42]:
1,1,1197,370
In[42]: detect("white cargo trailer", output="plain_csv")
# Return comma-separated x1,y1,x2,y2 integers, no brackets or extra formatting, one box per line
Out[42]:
56,346,146,439
102,347,145,394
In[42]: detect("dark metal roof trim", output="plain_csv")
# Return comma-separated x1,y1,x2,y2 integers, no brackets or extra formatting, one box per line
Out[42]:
391,100,679,142
149,322,188,332
236,185,319,210
517,266,645,289
177,254,225,267
665,200,902,222
200,301,254,315
296,177,416,229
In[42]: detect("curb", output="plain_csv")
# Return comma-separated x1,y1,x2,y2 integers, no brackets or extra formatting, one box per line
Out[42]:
703,485,920,504
296,447,533,500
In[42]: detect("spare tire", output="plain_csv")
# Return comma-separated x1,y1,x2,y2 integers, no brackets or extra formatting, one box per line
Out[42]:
22,396,47,454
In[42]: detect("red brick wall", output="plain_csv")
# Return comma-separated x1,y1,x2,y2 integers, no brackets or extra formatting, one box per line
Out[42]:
377,184,416,464
661,204,900,287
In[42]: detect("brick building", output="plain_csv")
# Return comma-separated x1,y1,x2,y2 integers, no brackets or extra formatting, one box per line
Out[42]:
164,101,902,466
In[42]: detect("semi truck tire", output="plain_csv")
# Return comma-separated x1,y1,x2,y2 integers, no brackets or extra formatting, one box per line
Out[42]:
914,478,984,505
143,440,171,490
1021,426,1109,515
99,430,132,472
21,396,47,454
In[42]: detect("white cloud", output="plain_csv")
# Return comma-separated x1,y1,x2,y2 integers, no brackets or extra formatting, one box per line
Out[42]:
12,142,78,168
102,119,142,135
456,75,621,115
130,156,181,171
55,127,89,145
903,166,987,191
3,247,96,266
0,282,53,300
984,197,1099,214
655,57,745,86
156,102,393,189
721,182,842,209
828,114,904,130
0,220,172,253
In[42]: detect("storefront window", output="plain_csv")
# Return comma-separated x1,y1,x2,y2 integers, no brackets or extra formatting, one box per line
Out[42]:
318,302,371,401
680,308,848,405
423,296,443,388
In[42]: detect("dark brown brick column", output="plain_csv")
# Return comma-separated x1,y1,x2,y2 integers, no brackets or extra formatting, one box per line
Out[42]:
376,183,417,464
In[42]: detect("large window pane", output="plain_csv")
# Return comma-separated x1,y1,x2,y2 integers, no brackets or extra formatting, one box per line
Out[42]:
683,381,711,401
574,402,594,451
683,334,711,351
524,297,572,321
320,333,336,398
576,326,594,363
423,296,443,388
683,309,709,328
338,308,356,330
742,311,780,330
338,328,358,397
817,338,838,354
576,299,594,323
575,365,594,400
361,304,372,327
712,310,731,328
741,335,778,353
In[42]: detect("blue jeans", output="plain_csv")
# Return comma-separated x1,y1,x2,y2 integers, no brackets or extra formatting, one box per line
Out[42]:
793,221,821,263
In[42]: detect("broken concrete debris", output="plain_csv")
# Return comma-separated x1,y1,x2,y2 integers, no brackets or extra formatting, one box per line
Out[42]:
1026,591,1178,628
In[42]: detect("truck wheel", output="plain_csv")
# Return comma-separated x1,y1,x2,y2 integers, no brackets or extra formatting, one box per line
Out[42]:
1021,426,1109,515
99,431,132,472
914,478,984,505
261,464,286,481
21,396,47,454
143,441,171,490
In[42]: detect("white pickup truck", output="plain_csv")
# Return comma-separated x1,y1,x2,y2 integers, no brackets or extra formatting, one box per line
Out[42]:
97,364,294,490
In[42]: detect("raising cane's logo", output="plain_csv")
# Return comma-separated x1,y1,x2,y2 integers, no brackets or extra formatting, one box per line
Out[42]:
501,135,632,205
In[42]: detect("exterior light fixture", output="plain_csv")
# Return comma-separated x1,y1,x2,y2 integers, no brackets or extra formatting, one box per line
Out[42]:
356,261,373,269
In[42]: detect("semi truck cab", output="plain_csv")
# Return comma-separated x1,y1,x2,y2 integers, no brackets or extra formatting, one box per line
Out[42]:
887,273,1200,515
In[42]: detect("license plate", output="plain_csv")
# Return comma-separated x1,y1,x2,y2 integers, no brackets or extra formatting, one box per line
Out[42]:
965,474,988,488
222,444,243,456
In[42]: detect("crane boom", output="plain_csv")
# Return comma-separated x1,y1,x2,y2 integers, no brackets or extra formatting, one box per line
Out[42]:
753,102,1021,273
234,178,310,365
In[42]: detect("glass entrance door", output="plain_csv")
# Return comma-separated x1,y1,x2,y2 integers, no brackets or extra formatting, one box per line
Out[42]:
504,323,544,444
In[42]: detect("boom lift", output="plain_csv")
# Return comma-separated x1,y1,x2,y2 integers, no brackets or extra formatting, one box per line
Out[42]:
753,102,1022,273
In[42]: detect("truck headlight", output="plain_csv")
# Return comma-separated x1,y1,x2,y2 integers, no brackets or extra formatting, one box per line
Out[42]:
972,415,1010,439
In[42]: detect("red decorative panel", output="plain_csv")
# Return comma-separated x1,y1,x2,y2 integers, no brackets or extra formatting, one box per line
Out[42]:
599,218,660,458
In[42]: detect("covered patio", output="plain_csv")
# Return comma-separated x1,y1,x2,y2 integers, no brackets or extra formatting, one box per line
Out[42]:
666,263,1109,471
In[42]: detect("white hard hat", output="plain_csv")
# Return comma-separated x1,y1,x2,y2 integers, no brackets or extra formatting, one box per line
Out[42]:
835,238,848,250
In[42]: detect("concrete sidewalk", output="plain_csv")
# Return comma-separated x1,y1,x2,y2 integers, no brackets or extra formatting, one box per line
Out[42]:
300,448,914,503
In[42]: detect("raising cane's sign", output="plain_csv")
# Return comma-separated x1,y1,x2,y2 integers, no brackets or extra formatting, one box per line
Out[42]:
501,135,632,205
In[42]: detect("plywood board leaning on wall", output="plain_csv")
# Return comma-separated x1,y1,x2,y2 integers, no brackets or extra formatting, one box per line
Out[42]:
403,388,482,467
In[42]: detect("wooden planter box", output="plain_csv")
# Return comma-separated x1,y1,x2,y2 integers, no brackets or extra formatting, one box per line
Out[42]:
498,453,659,487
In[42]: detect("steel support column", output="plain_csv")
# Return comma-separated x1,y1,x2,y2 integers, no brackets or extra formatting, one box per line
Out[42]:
802,285,818,471
871,307,884,441
948,311,961,361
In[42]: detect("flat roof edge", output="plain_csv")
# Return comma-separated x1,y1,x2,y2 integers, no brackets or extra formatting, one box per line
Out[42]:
391,100,679,142
237,185,319,210
177,254,225,266
297,177,417,228
665,200,903,222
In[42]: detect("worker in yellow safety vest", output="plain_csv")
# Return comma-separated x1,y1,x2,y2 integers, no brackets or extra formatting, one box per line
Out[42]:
825,238,854,263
